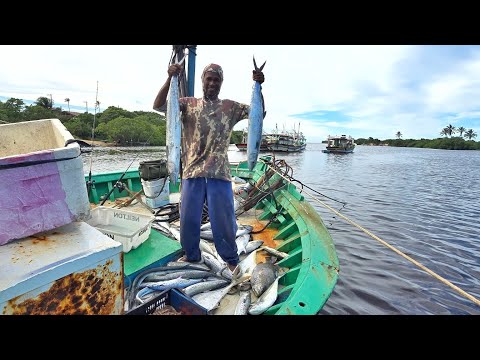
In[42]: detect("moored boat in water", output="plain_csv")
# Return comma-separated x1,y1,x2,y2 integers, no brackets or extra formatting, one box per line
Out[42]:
322,134,355,154
264,130,307,152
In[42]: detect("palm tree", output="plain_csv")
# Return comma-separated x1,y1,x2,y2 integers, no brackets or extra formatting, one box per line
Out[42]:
445,124,456,137
464,129,477,140
65,98,70,113
457,126,466,137
395,131,402,139
35,96,52,109
440,128,448,137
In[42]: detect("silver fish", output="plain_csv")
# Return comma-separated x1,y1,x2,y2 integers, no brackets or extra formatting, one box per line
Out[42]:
191,277,245,312
247,57,266,171
183,278,230,297
200,222,211,231
199,239,217,257
151,222,181,242
202,252,227,275
200,225,253,242
236,233,251,255
135,277,203,303
166,66,182,185
234,290,251,315
191,282,236,312
143,270,215,282
245,240,263,254
238,249,259,280
165,262,210,271
261,246,289,259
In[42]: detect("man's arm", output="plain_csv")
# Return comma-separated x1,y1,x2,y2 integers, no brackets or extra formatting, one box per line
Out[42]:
153,64,183,111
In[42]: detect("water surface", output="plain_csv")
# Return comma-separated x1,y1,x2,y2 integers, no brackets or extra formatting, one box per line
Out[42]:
82,143,480,314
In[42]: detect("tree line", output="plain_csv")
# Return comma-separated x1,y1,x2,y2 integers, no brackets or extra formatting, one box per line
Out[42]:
357,125,479,150
0,97,244,146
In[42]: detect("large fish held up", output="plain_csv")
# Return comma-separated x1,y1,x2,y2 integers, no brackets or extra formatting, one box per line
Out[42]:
166,56,185,185
247,57,266,171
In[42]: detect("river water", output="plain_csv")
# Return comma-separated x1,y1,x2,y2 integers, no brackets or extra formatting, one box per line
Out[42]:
81,144,480,315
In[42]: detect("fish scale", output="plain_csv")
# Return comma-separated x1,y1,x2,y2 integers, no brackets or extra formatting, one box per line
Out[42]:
247,57,266,171
166,73,181,185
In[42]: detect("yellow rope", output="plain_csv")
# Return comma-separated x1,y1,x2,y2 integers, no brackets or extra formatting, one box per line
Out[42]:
267,163,480,307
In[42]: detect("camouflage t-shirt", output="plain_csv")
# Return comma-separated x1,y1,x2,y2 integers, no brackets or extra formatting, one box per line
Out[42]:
179,97,249,181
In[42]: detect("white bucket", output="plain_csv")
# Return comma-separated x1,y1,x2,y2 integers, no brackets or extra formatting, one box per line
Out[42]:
141,177,170,208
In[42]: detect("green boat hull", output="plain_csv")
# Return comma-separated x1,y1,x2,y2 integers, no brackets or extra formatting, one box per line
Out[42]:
85,156,339,315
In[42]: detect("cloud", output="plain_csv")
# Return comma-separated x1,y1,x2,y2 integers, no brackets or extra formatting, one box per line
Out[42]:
1,45,479,142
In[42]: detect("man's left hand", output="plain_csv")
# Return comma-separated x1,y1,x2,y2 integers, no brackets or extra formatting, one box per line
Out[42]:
253,71,265,84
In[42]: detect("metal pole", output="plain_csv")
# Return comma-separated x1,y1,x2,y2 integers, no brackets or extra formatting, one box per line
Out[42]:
187,45,197,97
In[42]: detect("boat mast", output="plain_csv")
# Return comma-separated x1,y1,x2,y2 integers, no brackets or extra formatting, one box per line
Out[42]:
187,45,196,96
172,45,196,97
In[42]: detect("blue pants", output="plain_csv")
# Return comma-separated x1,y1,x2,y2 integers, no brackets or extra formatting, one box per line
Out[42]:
180,178,239,266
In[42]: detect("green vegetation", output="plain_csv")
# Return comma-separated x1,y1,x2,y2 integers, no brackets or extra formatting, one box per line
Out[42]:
355,124,479,150
0,97,244,146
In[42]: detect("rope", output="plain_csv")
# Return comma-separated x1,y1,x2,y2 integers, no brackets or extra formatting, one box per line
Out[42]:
264,160,480,307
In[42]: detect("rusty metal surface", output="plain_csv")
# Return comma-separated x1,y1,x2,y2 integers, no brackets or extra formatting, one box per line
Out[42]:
0,222,124,315
2,257,123,315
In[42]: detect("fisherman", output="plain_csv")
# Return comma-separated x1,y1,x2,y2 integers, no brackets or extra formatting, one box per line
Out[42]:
153,62,265,279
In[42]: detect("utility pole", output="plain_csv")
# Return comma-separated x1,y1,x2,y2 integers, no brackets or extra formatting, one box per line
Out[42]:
84,101,88,113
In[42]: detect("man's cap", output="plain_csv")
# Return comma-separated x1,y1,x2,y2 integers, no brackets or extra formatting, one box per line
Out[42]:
201,63,223,82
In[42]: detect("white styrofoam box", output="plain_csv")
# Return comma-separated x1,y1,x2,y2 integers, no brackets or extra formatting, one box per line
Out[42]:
85,206,154,253
0,119,90,246
0,221,124,315
142,177,170,208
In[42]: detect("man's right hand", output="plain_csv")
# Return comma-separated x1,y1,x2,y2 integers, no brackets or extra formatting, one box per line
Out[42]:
168,64,183,77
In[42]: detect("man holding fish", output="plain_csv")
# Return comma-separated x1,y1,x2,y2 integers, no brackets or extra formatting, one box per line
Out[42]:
153,60,265,279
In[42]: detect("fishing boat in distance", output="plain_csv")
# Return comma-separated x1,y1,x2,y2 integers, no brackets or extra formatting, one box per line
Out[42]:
236,124,307,153
264,130,306,152
263,123,306,153
235,129,270,152
322,134,355,154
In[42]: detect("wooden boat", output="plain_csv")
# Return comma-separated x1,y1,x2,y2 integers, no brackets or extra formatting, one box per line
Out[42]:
322,135,355,154
84,155,339,315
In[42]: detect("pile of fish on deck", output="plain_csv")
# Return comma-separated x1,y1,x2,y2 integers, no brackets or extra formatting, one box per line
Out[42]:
126,214,288,315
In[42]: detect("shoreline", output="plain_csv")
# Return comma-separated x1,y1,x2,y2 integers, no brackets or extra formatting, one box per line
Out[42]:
77,139,117,147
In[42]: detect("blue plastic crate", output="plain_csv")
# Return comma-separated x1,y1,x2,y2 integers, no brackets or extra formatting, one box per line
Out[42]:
126,288,208,315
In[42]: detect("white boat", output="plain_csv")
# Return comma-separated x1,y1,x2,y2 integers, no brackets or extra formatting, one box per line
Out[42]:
322,135,355,154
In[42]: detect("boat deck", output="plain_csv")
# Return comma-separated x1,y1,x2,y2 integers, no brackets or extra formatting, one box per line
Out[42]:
98,191,281,289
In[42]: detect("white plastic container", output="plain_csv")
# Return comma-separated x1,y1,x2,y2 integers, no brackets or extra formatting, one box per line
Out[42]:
0,119,90,246
142,177,170,208
86,207,154,253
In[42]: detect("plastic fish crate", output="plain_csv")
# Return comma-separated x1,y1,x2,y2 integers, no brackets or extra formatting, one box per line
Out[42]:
126,288,208,315
86,206,154,253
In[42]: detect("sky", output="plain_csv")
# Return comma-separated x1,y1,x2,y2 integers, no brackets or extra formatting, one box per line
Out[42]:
1,45,480,143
